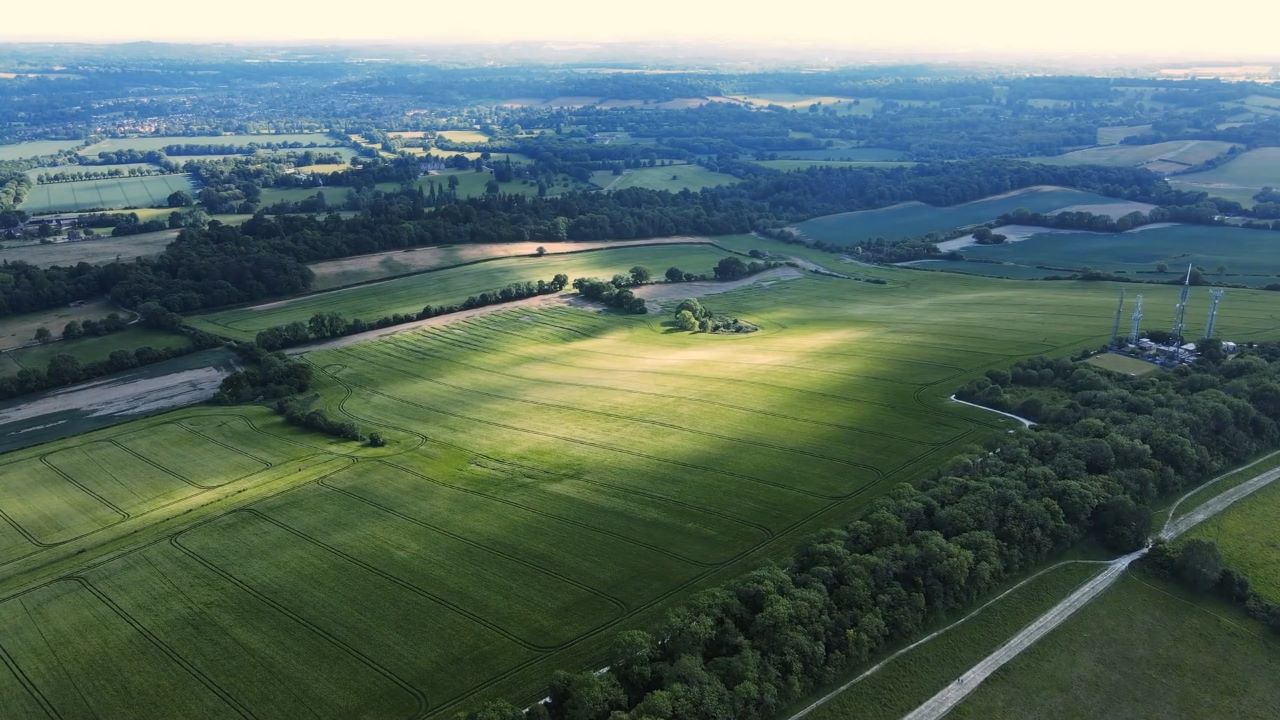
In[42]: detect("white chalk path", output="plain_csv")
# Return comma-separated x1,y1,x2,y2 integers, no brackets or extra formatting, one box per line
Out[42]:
949,395,1036,428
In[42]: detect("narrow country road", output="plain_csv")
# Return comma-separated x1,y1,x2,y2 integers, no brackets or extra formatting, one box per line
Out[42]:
898,460,1280,720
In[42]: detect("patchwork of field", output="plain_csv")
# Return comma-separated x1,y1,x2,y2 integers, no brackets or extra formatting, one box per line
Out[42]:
1184,480,1280,603
8,262,1280,717
804,562,1105,720
1031,140,1237,172
793,187,1119,245
589,164,739,192
1,229,179,267
77,133,339,157
949,573,1280,719
189,243,735,340
1170,147,1280,207
307,238,720,290
924,223,1280,286
19,174,196,213
0,140,84,161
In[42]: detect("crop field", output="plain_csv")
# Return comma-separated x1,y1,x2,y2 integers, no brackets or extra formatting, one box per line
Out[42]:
78,133,340,157
0,139,84,161
793,187,1119,245
188,243,736,340
804,562,1104,720
950,573,1280,719
0,299,123,352
589,165,739,192
436,130,490,143
307,238,722,290
1,229,178,267
19,174,196,213
1032,140,1237,171
2,327,190,375
1184,480,1280,603
8,262,1280,717
1170,147,1280,207
1096,124,1153,144
749,159,914,171
929,223,1280,286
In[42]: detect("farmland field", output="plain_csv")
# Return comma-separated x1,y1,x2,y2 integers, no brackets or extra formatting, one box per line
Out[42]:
2,327,190,375
749,159,914,171
1183,479,1280,603
1,229,178,267
1170,147,1280,207
949,573,1280,719
803,562,1105,720
77,133,340,157
0,139,84,161
1096,124,1152,144
923,223,1280,286
1031,140,1237,171
0,299,124,352
8,261,1280,717
19,174,196,213
1085,352,1160,376
589,164,739,192
793,187,1120,245
307,238,723,290
436,130,490,143
773,146,905,161
189,243,737,340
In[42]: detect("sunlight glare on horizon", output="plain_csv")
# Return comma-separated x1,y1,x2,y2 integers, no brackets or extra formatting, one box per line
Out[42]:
4,0,1278,60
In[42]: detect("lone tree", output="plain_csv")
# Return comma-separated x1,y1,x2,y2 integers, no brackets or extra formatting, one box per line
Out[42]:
629,266,651,285
675,309,698,331
33,326,52,343
665,267,684,283
714,256,748,281
166,190,193,207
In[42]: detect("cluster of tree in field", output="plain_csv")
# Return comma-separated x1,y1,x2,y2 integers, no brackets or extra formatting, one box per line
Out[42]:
571,277,648,314
273,398,369,443
32,310,130,344
993,201,1235,235
214,346,312,403
254,274,571,351
32,165,176,184
466,343,1280,720
1145,538,1280,634
672,298,757,334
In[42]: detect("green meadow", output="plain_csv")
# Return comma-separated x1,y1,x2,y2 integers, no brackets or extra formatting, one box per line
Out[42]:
19,174,196,213
1170,147,1280,206
931,223,1280,286
6,252,1280,717
950,573,1280,719
1184,479,1280,603
793,187,1119,244
589,165,739,192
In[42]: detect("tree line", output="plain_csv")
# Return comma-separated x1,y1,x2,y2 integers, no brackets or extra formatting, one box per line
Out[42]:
463,343,1280,720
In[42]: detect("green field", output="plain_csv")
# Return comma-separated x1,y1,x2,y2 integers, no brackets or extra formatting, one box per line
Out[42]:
19,174,196,213
773,146,905,161
1085,352,1160,376
78,133,339,157
1,229,179,267
1096,124,1152,144
1184,479,1280,603
793,187,1118,245
2,327,191,375
8,256,1280,717
750,159,915,171
1170,147,1280,207
0,299,123,352
1032,140,1237,170
590,165,739,192
189,243,736,340
930,223,1280,286
436,130,490,143
804,562,1104,720
0,139,84,161
951,573,1280,719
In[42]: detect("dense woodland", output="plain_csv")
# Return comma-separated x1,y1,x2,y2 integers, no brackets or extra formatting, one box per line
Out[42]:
464,344,1280,720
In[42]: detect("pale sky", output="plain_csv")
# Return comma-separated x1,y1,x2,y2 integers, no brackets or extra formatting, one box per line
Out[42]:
4,0,1278,61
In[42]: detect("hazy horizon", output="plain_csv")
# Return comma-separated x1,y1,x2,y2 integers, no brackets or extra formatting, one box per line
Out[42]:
5,0,1279,63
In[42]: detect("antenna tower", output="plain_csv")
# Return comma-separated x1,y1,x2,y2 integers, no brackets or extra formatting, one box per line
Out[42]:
1128,294,1144,345
1110,289,1126,348
1204,289,1225,340
1171,263,1192,346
